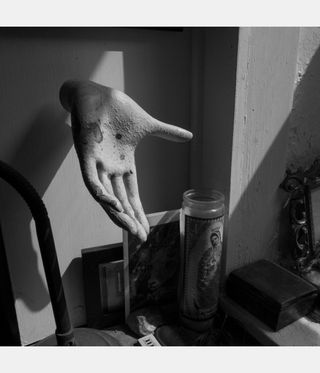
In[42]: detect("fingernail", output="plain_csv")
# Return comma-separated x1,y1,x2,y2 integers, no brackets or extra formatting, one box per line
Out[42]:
144,224,150,235
111,203,123,213
138,229,148,243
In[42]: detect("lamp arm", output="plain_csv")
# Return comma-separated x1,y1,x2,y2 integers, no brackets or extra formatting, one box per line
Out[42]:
0,160,75,346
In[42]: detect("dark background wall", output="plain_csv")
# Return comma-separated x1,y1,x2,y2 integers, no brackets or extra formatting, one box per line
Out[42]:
0,27,192,344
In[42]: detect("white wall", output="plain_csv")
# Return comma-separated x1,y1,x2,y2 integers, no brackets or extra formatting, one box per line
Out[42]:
189,28,301,277
226,28,300,274
0,28,192,344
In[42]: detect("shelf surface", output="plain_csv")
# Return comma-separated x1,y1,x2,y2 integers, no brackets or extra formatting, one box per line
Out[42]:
220,295,320,346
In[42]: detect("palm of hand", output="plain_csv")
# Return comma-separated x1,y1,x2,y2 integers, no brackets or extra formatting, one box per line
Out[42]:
60,80,192,242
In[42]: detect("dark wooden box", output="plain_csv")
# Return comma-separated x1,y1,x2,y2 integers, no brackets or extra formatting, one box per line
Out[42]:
226,259,318,331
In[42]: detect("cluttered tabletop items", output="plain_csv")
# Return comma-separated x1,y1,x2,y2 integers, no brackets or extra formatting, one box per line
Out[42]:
104,259,320,346
59,82,320,346
83,240,320,346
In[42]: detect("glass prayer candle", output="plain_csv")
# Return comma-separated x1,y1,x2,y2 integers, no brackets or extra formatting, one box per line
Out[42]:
178,189,225,332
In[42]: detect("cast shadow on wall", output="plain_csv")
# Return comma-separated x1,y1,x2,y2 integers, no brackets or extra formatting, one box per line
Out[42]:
0,28,191,328
1,105,73,312
62,257,84,326
60,27,192,326
0,27,110,316
226,44,320,272
280,44,320,263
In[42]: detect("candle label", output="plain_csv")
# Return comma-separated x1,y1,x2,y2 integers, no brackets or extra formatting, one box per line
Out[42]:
181,214,224,321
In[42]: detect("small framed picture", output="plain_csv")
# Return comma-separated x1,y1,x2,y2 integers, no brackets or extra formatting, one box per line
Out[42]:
82,243,124,328
123,209,181,318
99,259,124,314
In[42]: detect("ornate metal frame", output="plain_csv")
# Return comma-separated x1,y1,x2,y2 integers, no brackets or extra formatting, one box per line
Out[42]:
280,159,320,274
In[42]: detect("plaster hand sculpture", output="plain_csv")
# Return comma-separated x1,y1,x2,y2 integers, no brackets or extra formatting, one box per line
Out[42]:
60,80,193,242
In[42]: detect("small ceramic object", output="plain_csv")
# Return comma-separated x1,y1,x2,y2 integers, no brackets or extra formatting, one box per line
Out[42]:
60,80,192,242
126,305,166,337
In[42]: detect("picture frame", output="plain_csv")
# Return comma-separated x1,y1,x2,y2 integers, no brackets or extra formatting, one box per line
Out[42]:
123,209,181,318
281,159,320,274
306,182,320,257
81,243,124,328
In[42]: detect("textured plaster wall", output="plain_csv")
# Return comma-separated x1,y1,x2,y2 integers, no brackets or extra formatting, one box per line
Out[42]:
287,27,320,170
0,28,192,344
226,28,300,274
225,28,320,275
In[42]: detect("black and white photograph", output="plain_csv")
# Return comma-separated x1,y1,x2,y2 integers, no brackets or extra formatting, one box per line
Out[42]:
123,209,180,318
0,1,319,372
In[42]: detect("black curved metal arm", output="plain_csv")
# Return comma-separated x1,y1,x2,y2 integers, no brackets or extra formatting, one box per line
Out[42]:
0,160,75,346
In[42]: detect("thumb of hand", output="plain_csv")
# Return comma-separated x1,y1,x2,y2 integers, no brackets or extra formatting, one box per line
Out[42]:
150,118,193,143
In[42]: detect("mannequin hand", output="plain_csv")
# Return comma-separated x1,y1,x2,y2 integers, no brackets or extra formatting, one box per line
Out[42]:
60,80,193,242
